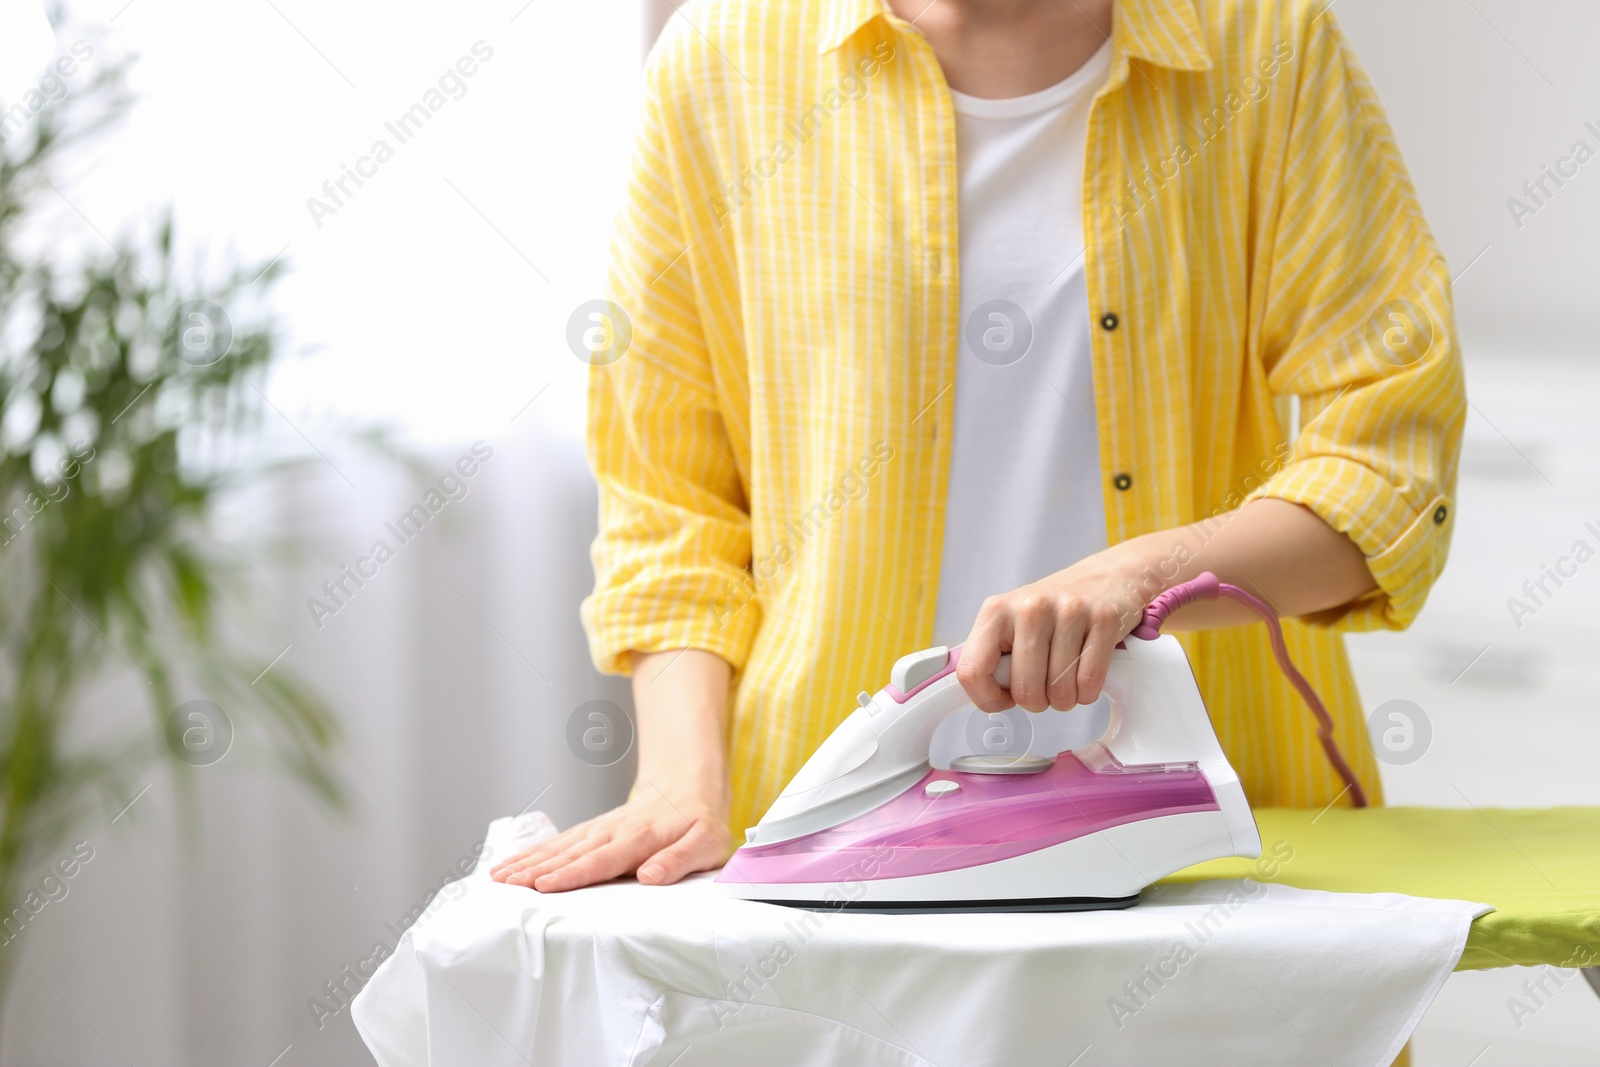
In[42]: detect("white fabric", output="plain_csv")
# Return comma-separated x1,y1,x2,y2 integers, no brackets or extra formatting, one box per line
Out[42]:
932,41,1114,650
354,813,1490,1067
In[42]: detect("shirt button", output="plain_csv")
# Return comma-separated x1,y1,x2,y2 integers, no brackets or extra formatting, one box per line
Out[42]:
1100,312,1120,331
1113,473,1133,491
1433,504,1448,524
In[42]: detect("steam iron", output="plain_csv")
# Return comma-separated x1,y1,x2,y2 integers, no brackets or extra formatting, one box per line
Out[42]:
716,573,1365,912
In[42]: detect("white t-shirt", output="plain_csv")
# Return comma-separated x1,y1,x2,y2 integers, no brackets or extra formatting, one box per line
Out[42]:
931,41,1114,649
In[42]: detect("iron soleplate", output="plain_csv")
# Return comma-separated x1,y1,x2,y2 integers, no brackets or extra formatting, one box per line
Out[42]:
741,892,1142,914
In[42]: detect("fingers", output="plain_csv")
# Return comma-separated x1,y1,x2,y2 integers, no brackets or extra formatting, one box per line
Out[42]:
501,830,611,888
1007,596,1053,713
1045,602,1088,710
491,795,733,894
1074,602,1127,704
957,598,1013,713
961,589,1118,713
488,852,530,882
490,821,598,882
532,837,647,893
489,834,574,882
638,819,729,885
960,563,1156,715
966,593,1090,713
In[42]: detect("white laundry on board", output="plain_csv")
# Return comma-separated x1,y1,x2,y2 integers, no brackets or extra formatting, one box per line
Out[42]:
352,812,1488,1067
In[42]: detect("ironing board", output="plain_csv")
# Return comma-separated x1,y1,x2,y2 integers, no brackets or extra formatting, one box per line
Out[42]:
1166,806,1600,972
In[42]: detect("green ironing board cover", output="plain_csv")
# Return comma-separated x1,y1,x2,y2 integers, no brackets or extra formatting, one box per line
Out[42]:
1162,806,1600,971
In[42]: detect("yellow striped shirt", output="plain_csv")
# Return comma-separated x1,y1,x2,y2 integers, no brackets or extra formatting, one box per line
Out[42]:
582,0,1465,837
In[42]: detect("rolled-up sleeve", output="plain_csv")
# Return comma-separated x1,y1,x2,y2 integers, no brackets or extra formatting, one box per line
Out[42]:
1244,7,1466,632
579,41,758,676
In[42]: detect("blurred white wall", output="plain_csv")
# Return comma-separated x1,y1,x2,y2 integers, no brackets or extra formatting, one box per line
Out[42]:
1335,1,1600,353
4,1,1599,1065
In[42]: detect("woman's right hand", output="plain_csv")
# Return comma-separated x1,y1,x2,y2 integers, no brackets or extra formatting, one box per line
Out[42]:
489,778,732,891
490,647,735,893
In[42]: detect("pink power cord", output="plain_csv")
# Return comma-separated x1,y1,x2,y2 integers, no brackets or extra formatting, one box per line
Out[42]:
1129,572,1369,809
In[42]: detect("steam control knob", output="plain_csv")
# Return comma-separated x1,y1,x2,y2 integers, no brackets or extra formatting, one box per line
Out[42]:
890,646,951,694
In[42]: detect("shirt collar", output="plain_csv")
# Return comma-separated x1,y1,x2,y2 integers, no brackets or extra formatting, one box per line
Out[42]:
816,0,883,54
1112,0,1212,72
816,0,1211,73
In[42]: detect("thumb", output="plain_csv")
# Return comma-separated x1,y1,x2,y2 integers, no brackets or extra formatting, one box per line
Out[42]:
637,820,728,885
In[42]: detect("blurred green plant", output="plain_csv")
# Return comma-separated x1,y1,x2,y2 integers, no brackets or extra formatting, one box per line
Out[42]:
0,56,343,1007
